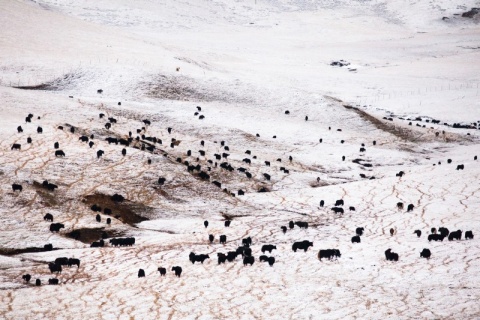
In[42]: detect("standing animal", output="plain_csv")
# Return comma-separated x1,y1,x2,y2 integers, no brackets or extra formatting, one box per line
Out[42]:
448,230,462,241
68,258,80,268
48,278,59,285
407,204,414,212
35,279,41,286
268,257,275,266
55,150,65,157
261,245,277,253
209,234,214,243
397,202,404,210
465,231,474,240
219,235,227,244
11,144,21,150
385,249,399,261
351,236,361,243
158,267,167,276
43,213,53,222
319,200,324,207
204,220,209,228
389,228,396,236
318,249,341,261
335,199,344,206
224,220,231,227
414,230,421,237
138,269,145,278
243,256,255,266
289,221,294,229
12,184,22,192
281,226,287,234
420,248,431,259
172,266,182,277
54,142,59,149
292,240,313,252
356,227,364,236
96,214,101,222
22,274,31,282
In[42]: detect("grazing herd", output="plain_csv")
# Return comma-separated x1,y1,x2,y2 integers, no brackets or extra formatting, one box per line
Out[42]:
8,107,476,288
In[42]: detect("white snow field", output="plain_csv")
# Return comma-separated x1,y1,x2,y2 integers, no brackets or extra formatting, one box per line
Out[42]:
0,0,479,319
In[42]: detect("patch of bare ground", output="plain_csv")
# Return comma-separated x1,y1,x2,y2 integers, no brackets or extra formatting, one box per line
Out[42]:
343,104,474,144
0,247,61,256
65,227,124,244
11,72,81,91
32,181,59,207
82,194,151,226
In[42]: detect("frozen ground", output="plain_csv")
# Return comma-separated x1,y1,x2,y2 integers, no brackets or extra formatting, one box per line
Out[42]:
0,0,479,319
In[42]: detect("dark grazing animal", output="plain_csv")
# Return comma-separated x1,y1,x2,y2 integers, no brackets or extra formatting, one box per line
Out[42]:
356,227,364,236
224,220,231,227
55,150,65,157
397,202,404,210
349,206,356,211
259,255,269,262
226,252,237,262
91,204,102,212
106,218,111,225
331,207,344,214
158,267,166,276
292,240,313,252
465,231,474,240
12,184,23,192
17,126,23,133
407,204,414,212
289,221,294,229
48,262,62,274
96,214,101,222
190,254,210,264
428,234,444,242
27,137,32,143
109,237,135,247
50,223,65,232
438,227,449,238
48,278,59,285
268,257,275,266
204,220,209,228
91,240,105,247
111,194,124,202
44,244,53,251
209,234,214,243
44,213,53,222
138,269,145,278
420,248,431,259
351,235,361,243
243,256,255,266
319,200,324,207
68,258,80,268
456,164,464,170
217,253,227,264
414,230,421,237
335,199,344,206
11,143,21,150
219,235,227,244
261,245,277,253
22,274,31,282
281,226,287,234
55,257,69,266
242,237,252,247
318,249,341,261
448,230,462,241
36,279,41,286
385,249,399,261
79,136,89,142
97,150,104,158
263,173,271,180
89,142,94,149
172,266,182,277
295,221,308,229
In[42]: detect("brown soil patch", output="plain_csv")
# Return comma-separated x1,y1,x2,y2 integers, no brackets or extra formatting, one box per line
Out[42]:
64,227,124,244
0,247,61,256
83,193,151,226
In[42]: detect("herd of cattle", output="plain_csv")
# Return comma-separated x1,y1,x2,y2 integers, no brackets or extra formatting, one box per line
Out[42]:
8,108,476,286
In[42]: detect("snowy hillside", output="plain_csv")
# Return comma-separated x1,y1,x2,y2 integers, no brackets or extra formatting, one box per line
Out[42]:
0,0,479,319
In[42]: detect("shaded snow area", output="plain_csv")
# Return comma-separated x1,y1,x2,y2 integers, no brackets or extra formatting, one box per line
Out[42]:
1,0,480,319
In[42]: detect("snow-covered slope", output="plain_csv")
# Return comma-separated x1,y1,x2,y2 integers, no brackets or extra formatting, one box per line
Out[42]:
0,0,479,319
